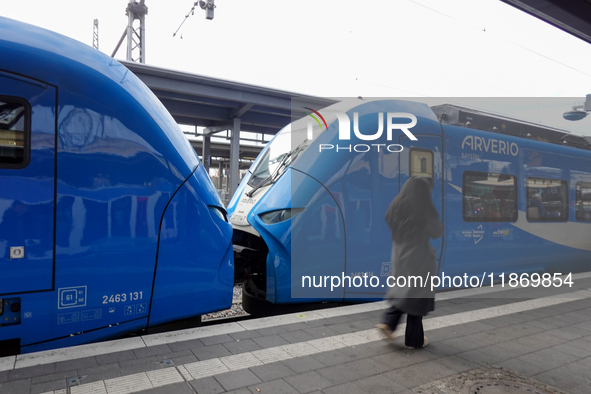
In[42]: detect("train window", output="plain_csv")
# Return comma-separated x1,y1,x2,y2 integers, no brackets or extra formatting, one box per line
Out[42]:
463,171,517,222
0,98,29,168
576,182,591,222
526,177,568,222
410,149,433,184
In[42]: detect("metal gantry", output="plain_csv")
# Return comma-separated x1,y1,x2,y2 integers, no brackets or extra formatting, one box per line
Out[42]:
111,0,216,63
93,19,99,50
111,0,148,63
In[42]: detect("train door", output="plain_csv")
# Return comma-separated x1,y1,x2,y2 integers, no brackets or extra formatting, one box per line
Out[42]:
399,136,444,265
0,72,55,295
342,147,399,300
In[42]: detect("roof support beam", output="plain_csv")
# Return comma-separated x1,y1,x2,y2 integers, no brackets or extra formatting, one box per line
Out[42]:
204,123,233,135
229,103,254,118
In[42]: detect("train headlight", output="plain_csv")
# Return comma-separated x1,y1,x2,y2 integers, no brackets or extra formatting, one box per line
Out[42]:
259,208,304,224
208,206,228,222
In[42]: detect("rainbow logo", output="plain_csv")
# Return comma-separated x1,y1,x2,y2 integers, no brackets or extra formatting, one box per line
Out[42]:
304,107,328,131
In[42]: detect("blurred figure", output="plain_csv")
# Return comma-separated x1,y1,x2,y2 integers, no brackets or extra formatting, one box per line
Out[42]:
377,177,443,349
528,192,548,219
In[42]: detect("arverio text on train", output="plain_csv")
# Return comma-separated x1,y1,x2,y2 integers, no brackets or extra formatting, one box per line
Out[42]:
228,98,591,315
0,17,233,356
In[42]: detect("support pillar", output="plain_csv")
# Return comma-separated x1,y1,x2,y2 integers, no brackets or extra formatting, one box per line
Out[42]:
218,161,224,189
229,118,240,199
202,134,211,173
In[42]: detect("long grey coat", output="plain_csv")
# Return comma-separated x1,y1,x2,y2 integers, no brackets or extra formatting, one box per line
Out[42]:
384,215,443,316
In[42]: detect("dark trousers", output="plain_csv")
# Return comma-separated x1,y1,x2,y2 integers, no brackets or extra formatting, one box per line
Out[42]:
382,307,424,348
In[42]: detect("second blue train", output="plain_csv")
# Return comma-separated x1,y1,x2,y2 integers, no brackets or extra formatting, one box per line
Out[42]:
228,99,591,311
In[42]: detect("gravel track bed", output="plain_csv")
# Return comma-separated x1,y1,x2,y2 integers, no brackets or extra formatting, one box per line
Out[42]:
202,284,248,321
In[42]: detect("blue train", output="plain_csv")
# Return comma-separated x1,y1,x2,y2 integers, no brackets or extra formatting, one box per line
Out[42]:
228,98,591,312
0,17,233,355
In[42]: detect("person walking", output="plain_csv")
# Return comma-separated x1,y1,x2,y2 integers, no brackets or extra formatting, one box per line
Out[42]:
377,176,443,349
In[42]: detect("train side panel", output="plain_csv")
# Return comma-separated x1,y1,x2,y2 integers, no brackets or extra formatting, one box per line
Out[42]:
0,73,55,295
441,124,591,280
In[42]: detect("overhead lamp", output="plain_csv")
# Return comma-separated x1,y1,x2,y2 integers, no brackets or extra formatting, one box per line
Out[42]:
563,94,591,121
563,110,587,121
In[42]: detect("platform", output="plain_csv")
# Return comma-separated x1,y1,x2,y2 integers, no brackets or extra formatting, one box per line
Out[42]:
2,273,591,394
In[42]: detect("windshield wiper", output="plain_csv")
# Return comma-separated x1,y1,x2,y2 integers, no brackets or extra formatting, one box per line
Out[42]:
245,139,308,198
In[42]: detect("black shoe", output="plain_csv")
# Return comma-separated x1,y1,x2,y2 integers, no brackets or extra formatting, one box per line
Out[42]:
405,336,428,349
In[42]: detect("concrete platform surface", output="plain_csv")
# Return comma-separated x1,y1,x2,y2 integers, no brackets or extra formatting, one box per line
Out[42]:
1,272,591,394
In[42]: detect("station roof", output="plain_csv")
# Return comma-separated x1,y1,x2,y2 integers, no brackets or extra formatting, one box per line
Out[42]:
121,61,335,136
501,0,591,45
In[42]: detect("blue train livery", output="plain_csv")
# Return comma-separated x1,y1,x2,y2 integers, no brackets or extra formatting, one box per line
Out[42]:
227,98,591,312
0,17,233,355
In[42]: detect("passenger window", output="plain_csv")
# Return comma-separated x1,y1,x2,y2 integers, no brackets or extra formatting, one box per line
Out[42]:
410,149,433,184
463,171,517,222
526,177,568,222
0,98,29,168
576,182,591,222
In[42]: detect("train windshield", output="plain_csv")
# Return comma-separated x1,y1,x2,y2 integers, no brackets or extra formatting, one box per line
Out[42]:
248,121,315,189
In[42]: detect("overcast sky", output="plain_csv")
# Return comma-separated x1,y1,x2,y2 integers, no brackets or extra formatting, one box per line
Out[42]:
3,0,591,134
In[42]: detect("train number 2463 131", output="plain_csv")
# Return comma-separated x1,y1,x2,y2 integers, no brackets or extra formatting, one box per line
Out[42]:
102,292,143,304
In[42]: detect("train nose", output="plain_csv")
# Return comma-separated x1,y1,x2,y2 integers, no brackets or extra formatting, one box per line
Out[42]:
147,166,234,327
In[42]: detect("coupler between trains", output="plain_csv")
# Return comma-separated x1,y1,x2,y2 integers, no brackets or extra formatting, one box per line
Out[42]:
233,233,344,317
